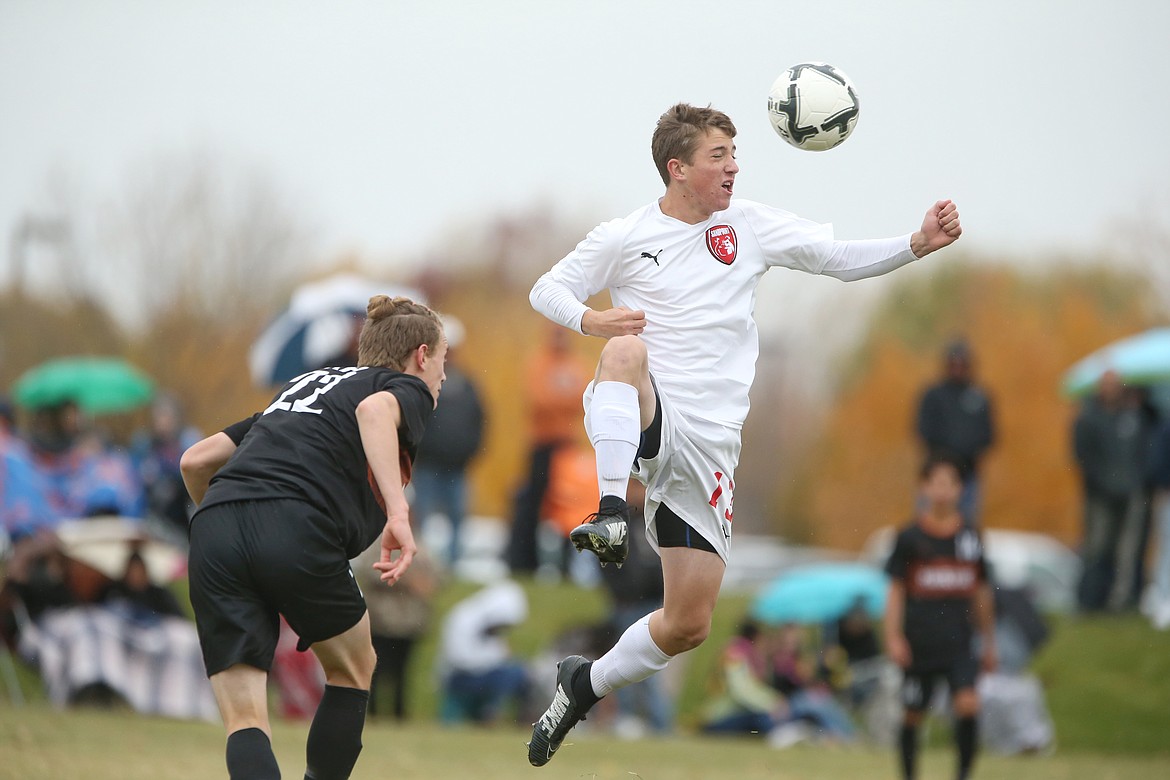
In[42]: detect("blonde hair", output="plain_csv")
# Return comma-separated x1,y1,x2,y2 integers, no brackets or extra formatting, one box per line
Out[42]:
357,295,443,370
651,103,738,185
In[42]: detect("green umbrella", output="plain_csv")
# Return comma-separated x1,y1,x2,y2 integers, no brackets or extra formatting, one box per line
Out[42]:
12,357,155,414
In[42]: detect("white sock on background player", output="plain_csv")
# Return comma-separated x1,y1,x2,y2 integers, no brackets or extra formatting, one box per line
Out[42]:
587,381,641,499
589,613,671,697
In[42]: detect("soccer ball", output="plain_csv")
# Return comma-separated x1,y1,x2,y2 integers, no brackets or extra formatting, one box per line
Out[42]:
767,62,860,151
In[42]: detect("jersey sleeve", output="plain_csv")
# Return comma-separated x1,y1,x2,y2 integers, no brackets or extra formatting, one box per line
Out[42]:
884,529,911,580
380,375,434,451
222,413,260,445
529,220,625,332
737,200,835,273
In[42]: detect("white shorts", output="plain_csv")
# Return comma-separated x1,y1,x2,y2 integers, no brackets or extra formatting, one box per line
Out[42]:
584,379,741,563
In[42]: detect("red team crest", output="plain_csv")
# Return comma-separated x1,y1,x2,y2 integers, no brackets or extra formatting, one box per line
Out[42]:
705,224,737,265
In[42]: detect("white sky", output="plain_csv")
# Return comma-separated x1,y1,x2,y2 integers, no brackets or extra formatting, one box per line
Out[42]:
2,0,1169,281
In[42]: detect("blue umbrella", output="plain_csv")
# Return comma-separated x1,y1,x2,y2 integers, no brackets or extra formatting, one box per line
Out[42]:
1062,327,1170,397
751,562,889,625
248,274,424,387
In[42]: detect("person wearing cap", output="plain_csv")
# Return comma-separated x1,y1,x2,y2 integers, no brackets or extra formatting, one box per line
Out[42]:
914,339,996,525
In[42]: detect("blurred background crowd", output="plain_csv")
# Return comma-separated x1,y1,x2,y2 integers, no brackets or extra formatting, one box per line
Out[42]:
3,235,1170,754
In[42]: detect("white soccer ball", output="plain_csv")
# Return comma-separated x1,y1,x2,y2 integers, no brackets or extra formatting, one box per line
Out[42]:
767,62,860,152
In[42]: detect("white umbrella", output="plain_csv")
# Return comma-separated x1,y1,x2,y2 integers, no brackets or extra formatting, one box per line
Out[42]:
248,274,424,387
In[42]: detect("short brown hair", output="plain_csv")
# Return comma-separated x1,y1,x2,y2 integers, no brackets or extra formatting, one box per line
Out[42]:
651,103,738,185
357,295,443,370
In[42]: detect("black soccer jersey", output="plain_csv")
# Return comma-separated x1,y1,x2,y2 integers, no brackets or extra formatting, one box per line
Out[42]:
195,366,433,557
884,521,989,666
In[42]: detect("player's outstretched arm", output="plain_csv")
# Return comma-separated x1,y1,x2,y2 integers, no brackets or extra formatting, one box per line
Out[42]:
909,199,962,258
357,391,416,585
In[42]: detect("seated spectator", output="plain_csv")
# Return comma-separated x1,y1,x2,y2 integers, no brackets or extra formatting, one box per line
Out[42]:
437,580,531,725
130,395,201,542
822,598,884,708
99,551,185,624
701,619,794,741
768,623,858,743
1,408,60,541
27,401,145,520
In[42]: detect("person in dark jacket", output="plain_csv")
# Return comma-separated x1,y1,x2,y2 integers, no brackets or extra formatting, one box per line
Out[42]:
410,315,485,568
915,339,995,525
1073,370,1151,611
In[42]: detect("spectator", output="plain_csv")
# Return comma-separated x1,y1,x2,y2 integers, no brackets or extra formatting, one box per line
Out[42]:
822,597,883,709
131,395,202,542
1,400,59,541
767,623,857,743
700,620,809,748
410,315,486,568
507,323,592,574
1144,416,1170,629
437,580,531,725
99,550,184,623
353,545,440,720
915,339,995,524
26,400,145,520
598,479,672,737
1073,370,1150,611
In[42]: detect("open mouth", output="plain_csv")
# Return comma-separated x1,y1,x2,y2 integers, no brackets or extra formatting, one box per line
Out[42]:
722,182,734,194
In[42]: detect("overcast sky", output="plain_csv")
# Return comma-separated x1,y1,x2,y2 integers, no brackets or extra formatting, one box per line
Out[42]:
2,0,1169,286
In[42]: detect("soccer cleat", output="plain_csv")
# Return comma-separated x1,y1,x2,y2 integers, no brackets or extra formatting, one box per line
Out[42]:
527,655,591,767
569,497,630,567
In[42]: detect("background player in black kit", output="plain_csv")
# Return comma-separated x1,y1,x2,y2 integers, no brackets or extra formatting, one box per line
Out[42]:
883,454,997,780
179,295,445,780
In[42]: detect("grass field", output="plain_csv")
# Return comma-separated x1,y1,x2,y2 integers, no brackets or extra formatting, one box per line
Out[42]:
3,579,1169,778
3,704,1169,780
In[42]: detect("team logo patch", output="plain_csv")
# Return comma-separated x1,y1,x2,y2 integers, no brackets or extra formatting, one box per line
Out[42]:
705,225,737,265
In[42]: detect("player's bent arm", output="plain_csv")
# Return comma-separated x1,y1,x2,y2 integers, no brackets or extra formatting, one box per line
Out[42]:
180,432,238,505
356,391,417,584
530,271,590,333
356,392,407,517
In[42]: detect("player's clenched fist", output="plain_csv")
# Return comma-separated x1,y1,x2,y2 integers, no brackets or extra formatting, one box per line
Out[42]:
582,307,647,338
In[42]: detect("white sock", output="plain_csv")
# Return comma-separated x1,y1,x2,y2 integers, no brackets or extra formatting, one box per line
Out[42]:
587,381,641,498
589,613,672,697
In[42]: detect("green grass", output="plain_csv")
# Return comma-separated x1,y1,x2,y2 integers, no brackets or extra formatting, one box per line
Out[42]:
3,704,1169,780
3,577,1169,780
1032,612,1170,754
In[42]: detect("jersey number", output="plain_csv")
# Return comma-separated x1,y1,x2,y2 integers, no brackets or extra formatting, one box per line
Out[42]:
263,367,366,416
708,471,735,524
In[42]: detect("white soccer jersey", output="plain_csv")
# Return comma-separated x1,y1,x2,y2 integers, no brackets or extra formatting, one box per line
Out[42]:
531,198,916,428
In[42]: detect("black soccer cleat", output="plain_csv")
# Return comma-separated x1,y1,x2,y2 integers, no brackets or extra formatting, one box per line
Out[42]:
568,496,630,567
527,655,592,767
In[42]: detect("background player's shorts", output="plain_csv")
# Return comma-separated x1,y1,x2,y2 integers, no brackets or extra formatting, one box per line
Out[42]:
900,653,980,712
188,498,367,676
584,378,740,563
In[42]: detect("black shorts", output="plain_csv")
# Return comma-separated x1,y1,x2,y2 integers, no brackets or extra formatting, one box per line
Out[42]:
188,498,367,676
900,654,980,712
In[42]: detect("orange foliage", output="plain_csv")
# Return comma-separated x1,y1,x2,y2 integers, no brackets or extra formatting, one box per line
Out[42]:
794,264,1161,551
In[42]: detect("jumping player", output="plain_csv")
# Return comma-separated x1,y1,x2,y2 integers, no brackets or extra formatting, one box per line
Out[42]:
179,295,445,780
526,102,963,766
884,454,997,780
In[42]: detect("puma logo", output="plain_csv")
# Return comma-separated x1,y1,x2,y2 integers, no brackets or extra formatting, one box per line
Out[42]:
639,250,663,266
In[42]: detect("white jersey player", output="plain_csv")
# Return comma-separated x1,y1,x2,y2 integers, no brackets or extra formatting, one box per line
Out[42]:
527,103,962,768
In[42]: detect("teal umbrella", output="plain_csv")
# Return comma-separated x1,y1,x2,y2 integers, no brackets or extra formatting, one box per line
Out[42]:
752,563,889,625
1061,327,1170,397
12,357,155,414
